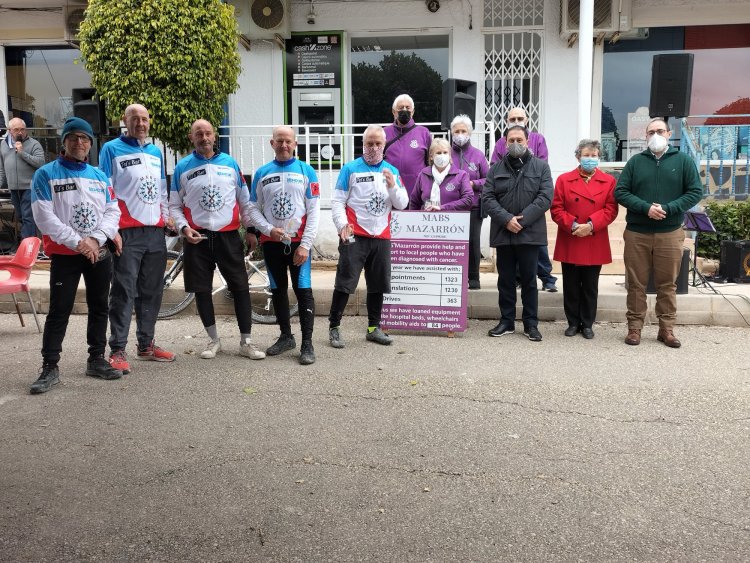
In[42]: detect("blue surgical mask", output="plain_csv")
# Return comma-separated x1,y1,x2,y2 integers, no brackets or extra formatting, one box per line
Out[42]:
580,157,599,172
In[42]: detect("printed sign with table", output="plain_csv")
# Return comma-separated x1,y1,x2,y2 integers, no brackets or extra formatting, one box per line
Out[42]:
381,210,470,333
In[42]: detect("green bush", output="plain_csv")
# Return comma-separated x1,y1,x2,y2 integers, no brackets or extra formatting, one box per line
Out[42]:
701,200,750,259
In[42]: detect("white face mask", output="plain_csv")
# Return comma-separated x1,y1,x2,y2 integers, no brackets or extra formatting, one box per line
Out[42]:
433,153,450,169
648,133,668,153
452,134,470,147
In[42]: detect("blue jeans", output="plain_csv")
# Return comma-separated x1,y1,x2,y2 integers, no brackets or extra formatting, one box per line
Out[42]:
10,189,36,240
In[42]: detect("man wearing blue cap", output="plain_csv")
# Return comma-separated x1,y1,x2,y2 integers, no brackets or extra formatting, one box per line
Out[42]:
29,116,124,394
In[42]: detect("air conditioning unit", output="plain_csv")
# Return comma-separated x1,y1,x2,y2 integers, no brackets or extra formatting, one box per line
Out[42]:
560,0,632,39
64,3,88,43
228,0,290,41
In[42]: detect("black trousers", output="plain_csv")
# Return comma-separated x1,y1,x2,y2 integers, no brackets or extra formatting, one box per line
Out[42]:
42,253,113,365
468,208,483,282
262,241,315,341
109,226,167,351
561,262,602,329
496,244,539,329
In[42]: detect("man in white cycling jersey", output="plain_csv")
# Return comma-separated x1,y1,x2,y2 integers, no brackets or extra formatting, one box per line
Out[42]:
168,119,265,361
248,126,320,365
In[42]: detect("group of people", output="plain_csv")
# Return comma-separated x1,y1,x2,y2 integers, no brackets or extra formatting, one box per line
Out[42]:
16,95,702,395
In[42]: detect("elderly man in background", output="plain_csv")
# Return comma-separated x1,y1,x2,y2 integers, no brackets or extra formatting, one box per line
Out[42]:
0,117,45,245
384,94,432,195
99,103,175,375
614,118,702,348
490,107,557,293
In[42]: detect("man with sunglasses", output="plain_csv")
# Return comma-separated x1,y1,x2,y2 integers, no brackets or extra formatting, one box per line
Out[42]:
29,117,123,394
615,118,702,348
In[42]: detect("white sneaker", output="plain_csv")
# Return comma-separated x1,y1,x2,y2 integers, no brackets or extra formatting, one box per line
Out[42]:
239,340,266,360
200,339,222,359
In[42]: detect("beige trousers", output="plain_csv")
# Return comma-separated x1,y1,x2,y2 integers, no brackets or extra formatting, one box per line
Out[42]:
623,227,685,330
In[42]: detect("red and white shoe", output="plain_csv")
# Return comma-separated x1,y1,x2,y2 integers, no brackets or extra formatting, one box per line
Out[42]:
109,349,131,374
136,341,176,362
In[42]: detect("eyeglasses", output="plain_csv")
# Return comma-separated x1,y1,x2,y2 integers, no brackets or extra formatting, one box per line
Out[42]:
396,106,412,112
67,134,92,144
646,129,668,137
507,117,526,124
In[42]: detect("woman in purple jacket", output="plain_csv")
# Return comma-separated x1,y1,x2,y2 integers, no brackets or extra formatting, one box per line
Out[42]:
409,138,473,214
450,115,489,289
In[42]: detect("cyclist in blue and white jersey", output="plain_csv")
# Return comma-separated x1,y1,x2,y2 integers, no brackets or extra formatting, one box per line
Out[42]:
169,119,265,362
327,125,408,348
99,104,175,375
248,126,320,365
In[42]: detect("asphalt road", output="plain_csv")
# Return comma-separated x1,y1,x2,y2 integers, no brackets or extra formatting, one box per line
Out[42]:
1,314,748,562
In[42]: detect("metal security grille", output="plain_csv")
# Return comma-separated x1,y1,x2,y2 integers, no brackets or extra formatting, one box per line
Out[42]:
483,31,544,134
483,0,544,28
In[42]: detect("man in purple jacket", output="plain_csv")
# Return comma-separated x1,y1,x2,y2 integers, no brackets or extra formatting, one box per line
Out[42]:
490,107,557,292
384,94,432,196
490,107,549,163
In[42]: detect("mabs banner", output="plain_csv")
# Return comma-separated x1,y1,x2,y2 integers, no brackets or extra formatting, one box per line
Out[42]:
381,210,470,332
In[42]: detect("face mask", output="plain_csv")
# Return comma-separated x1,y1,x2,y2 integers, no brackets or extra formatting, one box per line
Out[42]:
648,134,668,153
507,143,526,158
452,134,470,147
580,157,599,172
397,110,411,125
433,154,450,169
363,145,384,165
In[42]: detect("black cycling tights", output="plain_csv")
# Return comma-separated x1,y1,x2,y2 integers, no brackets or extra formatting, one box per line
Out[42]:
195,290,252,335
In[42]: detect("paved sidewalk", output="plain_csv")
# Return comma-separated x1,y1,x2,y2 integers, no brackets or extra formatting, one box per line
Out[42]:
1,315,748,561
5,265,750,327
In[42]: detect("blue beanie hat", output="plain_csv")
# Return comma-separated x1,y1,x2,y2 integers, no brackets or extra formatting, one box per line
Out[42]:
61,117,94,143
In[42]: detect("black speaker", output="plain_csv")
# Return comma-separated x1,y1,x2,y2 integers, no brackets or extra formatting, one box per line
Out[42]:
441,79,476,130
646,248,690,295
649,54,694,118
72,87,106,135
720,240,750,283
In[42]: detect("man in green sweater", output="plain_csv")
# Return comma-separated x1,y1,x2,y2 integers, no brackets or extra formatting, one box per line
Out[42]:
615,118,702,348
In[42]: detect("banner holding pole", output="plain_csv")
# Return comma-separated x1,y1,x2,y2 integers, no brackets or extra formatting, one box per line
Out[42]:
381,210,470,333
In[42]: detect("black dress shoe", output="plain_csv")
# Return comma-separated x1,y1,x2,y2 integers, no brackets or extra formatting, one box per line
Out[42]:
488,322,515,337
564,325,579,337
581,327,595,339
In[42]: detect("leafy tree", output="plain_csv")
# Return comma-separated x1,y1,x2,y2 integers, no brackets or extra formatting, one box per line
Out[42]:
706,98,750,126
78,0,241,153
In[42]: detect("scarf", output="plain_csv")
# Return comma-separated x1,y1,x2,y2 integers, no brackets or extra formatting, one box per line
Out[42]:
430,165,450,207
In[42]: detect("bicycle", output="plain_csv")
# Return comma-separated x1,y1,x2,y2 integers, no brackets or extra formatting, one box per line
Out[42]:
158,238,299,323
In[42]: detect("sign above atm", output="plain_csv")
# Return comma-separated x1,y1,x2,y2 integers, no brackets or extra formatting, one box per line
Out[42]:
286,33,342,89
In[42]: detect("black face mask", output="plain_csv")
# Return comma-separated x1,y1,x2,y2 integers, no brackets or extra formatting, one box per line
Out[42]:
397,110,411,125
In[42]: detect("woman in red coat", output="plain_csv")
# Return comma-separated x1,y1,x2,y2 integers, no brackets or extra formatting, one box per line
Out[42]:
551,139,618,339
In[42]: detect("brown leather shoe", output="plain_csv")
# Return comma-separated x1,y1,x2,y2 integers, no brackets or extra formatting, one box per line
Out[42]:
657,328,681,348
624,328,641,346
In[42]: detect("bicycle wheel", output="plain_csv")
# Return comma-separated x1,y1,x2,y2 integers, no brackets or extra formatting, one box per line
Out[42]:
157,250,195,319
247,259,299,324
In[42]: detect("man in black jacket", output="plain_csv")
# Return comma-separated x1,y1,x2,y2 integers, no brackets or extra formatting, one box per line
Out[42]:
481,126,553,341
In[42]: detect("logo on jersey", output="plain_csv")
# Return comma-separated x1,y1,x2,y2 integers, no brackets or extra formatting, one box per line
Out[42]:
53,182,78,193
271,192,295,219
390,215,402,236
187,168,207,181
366,192,388,216
410,140,419,149
137,176,159,204
310,182,320,197
199,185,224,212
119,158,142,169
468,162,478,171
71,202,97,234
445,183,456,192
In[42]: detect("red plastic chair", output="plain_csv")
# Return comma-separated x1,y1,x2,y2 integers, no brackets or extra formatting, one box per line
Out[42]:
0,237,42,332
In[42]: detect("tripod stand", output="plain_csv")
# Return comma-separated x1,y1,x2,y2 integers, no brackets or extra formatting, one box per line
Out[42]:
684,211,718,293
